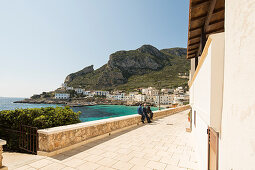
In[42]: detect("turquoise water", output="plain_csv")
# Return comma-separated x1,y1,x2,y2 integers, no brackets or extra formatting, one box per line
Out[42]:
0,97,160,122
72,105,159,122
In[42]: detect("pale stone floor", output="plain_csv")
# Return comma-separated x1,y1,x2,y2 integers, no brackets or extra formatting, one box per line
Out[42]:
3,110,199,170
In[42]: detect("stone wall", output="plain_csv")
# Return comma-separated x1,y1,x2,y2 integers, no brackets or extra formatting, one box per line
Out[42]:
0,139,7,169
0,146,2,167
38,105,190,154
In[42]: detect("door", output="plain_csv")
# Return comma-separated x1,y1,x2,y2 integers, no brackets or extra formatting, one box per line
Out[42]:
19,125,38,154
208,127,219,170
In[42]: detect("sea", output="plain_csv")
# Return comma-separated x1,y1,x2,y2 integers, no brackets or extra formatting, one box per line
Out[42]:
0,97,159,122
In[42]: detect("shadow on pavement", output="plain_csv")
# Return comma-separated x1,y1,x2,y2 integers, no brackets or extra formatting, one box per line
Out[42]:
50,123,147,161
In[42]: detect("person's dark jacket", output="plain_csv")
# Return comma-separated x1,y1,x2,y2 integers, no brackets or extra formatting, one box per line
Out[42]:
147,107,152,114
147,106,153,119
143,107,147,114
137,106,143,115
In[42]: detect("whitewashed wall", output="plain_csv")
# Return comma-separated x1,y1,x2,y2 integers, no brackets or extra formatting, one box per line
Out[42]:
191,45,211,170
219,0,255,169
193,45,212,124
190,33,225,170
191,109,208,170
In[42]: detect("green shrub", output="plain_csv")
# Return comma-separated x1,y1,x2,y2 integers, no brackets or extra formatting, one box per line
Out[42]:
0,106,81,129
0,106,81,152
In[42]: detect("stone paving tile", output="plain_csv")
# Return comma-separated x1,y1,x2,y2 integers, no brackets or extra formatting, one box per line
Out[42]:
130,165,152,170
113,153,134,162
27,168,37,170
62,158,85,168
115,148,132,155
156,150,172,157
129,157,149,166
97,166,116,170
15,165,33,170
3,110,200,170
143,153,162,162
3,152,46,169
77,161,100,170
165,164,187,170
97,157,118,167
179,160,198,170
111,160,135,170
83,154,104,162
145,160,167,170
100,151,118,159
61,167,76,170
28,158,54,169
128,150,146,158
160,156,180,166
40,162,67,170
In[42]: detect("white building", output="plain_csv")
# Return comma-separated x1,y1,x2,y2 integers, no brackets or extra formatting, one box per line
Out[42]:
123,95,131,101
174,87,184,94
142,87,158,96
129,92,138,98
55,93,70,99
141,88,149,95
154,95,171,105
83,91,91,96
94,91,109,96
134,94,146,102
161,88,174,94
187,1,255,169
66,86,73,90
106,94,121,100
145,95,154,103
75,88,84,94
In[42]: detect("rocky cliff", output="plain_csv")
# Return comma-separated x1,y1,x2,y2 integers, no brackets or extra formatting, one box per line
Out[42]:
65,65,94,84
64,45,190,90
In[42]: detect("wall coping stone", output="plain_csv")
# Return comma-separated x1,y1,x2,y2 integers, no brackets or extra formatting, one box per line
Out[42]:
0,140,6,146
37,108,174,135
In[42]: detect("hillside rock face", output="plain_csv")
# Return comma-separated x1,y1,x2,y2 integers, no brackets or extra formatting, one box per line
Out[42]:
137,45,168,59
64,45,189,90
65,65,94,84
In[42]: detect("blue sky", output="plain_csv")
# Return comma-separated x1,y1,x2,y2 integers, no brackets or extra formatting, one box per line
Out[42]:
0,0,189,97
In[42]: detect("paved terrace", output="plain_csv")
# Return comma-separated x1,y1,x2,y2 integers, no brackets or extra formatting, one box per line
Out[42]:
3,110,198,170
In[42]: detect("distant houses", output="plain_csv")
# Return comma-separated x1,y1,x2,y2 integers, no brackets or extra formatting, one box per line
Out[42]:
94,91,109,96
74,88,84,94
58,84,188,106
55,93,70,99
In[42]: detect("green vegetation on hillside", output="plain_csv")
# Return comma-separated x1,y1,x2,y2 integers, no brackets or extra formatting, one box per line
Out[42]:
66,45,190,91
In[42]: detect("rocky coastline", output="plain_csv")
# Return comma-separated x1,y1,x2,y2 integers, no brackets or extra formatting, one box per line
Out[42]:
14,98,151,107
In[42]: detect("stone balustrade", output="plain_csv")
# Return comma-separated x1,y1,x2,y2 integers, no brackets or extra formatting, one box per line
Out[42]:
37,105,190,156
0,139,7,170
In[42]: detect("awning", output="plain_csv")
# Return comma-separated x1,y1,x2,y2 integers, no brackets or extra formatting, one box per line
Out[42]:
187,0,225,59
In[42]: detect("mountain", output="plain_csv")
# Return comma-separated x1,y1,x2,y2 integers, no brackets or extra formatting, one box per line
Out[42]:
64,45,190,91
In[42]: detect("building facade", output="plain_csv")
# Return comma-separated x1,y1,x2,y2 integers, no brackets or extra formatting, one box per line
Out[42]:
75,88,84,94
187,0,255,169
55,93,70,99
94,91,109,96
